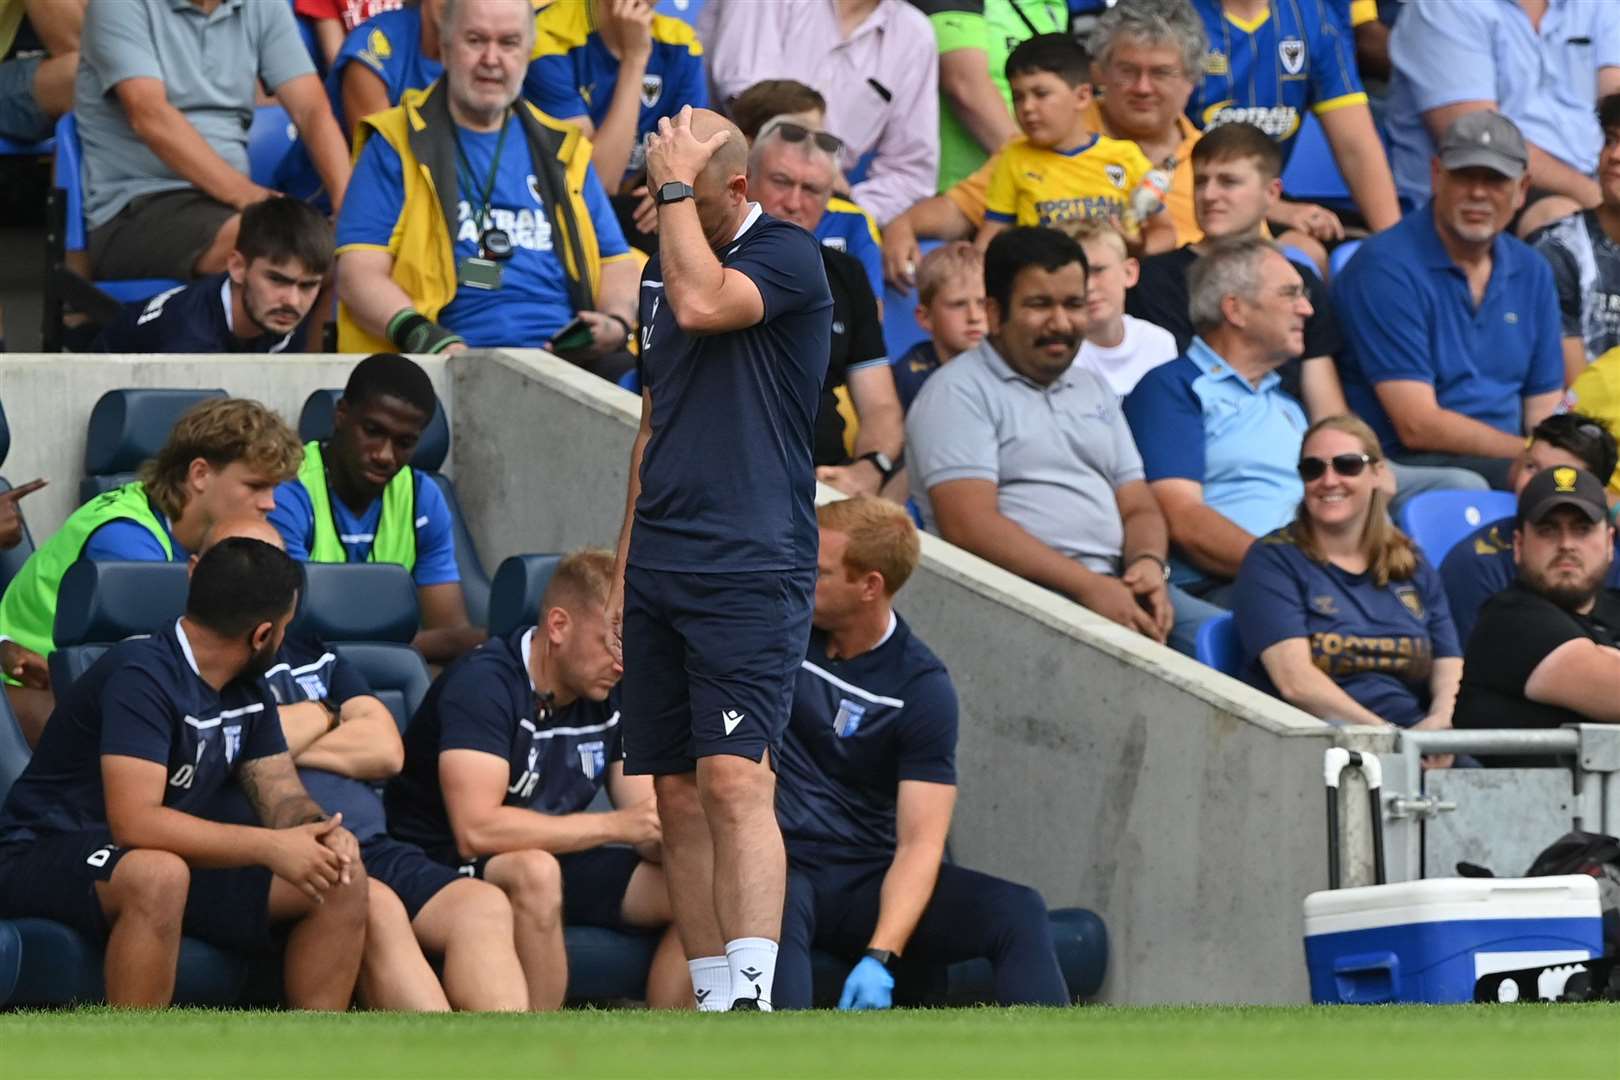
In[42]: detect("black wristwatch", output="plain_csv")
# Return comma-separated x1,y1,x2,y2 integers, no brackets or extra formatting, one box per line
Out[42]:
655,181,695,206
856,450,901,485
863,947,897,970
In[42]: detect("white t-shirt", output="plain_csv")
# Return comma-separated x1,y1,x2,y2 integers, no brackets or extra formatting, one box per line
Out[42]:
1074,315,1179,397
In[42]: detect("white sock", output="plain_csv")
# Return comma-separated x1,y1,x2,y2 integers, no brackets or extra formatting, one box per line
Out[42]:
725,937,778,1010
688,956,730,1012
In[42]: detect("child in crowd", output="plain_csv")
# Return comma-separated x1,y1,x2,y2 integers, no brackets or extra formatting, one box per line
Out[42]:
1069,220,1178,397
891,242,987,413
977,35,1175,256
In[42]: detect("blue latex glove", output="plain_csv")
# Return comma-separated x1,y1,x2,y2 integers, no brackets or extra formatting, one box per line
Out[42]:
837,956,895,1010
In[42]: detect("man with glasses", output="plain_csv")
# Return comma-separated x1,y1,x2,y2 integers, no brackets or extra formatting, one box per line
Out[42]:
1122,236,1312,608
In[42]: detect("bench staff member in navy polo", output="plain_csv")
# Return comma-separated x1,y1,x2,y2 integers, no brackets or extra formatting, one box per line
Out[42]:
388,549,686,1011
774,496,1069,1010
610,105,833,1012
0,539,367,1008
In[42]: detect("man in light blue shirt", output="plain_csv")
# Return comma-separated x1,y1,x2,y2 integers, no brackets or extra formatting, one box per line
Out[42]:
1123,237,1311,606
1386,0,1620,236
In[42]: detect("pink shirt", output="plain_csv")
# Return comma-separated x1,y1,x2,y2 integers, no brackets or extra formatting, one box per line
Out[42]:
698,0,939,225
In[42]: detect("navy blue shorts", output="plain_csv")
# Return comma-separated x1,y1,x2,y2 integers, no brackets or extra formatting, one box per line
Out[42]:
363,836,462,921
0,830,273,950
621,565,815,775
432,845,642,929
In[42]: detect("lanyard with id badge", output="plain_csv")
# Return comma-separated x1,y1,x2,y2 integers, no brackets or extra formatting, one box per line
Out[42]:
453,110,516,291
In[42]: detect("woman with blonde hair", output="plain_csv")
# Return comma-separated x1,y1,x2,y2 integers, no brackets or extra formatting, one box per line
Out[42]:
1231,415,1463,735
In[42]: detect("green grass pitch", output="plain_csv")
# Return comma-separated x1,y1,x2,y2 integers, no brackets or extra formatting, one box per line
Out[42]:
2,1004,1617,1079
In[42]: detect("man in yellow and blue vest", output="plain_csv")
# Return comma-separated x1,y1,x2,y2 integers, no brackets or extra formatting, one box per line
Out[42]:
268,354,486,666
332,0,640,381
0,397,304,744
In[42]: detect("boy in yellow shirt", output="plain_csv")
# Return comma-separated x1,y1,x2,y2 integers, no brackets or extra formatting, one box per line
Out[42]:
977,35,1175,255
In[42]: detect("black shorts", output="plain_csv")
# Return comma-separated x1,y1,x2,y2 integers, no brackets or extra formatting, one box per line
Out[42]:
0,830,273,950
363,836,462,922
433,845,642,930
88,187,236,281
621,565,815,776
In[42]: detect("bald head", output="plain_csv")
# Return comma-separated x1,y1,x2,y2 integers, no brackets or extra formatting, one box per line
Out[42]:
200,516,285,556
690,108,748,185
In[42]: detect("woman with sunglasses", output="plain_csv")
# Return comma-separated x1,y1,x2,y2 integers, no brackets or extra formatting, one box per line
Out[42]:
1231,415,1463,743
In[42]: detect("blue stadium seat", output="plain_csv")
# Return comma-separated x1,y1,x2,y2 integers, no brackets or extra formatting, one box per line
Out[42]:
292,562,430,730
1396,489,1518,566
80,387,227,504
247,105,298,188
298,388,492,628
1329,238,1364,279
49,560,189,691
0,134,53,156
1279,114,1352,206
0,400,38,594
487,553,563,639
1194,612,1242,676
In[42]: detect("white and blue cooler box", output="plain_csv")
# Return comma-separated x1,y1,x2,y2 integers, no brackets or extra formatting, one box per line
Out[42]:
1303,876,1603,1004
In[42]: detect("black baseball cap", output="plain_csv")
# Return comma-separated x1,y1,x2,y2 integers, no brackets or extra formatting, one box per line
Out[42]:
1517,465,1608,526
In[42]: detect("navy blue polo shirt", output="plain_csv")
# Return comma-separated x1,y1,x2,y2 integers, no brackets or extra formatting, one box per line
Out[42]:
92,274,299,354
0,621,285,843
385,628,623,851
1334,203,1564,456
1439,517,1620,644
262,632,369,712
776,614,958,867
632,205,833,573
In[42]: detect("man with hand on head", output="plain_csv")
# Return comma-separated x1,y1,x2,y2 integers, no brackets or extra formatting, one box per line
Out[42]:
0,538,367,1008
612,105,832,1012
387,549,686,1010
773,497,1069,1011
201,516,528,1013
269,355,484,665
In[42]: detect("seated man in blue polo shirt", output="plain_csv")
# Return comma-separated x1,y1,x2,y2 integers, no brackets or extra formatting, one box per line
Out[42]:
268,355,485,665
384,548,686,1011
94,198,332,355
1335,111,1564,492
1123,236,1312,607
773,496,1069,1010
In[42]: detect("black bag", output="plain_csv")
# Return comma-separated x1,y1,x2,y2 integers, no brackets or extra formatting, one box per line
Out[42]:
1525,831,1620,956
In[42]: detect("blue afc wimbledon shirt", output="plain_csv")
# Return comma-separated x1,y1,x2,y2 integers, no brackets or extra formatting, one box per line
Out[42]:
328,7,442,133
385,628,623,853
1232,530,1461,727
631,206,833,573
268,465,460,587
336,113,631,348
777,614,958,866
0,622,285,843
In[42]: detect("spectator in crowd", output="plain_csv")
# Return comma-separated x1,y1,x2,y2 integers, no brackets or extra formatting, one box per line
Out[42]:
1440,413,1620,643
329,0,444,143
0,538,367,1008
1335,111,1563,492
1530,94,1620,386
0,398,303,745
977,35,1176,255
1386,0,1620,237
908,227,1222,655
1338,0,1389,84
298,0,406,70
335,0,638,379
196,516,528,1013
912,0,1069,191
269,355,485,665
1122,237,1310,606
75,0,350,281
386,549,687,1011
747,119,905,498
698,0,939,225
1069,219,1177,397
93,198,333,355
1567,346,1620,499
883,0,1208,286
525,0,706,196
1232,415,1462,739
1185,0,1400,240
891,241,986,413
774,496,1070,1010
726,80,885,298
1454,466,1620,762
0,0,83,144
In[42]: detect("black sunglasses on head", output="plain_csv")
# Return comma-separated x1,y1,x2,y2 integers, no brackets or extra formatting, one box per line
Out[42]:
763,120,844,156
1298,453,1373,482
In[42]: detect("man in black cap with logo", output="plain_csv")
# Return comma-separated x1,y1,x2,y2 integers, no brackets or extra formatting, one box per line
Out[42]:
1454,465,1620,762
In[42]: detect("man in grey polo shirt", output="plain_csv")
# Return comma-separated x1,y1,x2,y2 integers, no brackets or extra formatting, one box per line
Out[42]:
76,0,351,282
907,226,1222,656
